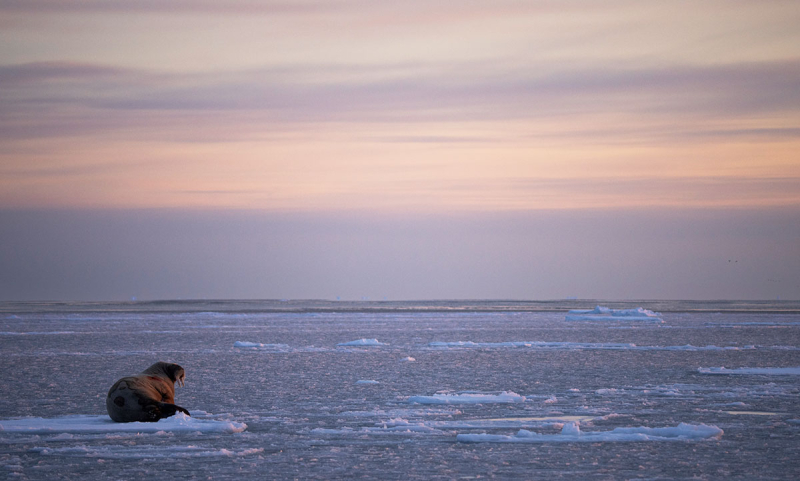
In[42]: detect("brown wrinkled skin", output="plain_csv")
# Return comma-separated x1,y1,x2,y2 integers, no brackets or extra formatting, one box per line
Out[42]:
106,362,190,423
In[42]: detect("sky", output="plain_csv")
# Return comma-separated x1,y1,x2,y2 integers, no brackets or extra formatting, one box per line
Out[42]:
1,0,799,301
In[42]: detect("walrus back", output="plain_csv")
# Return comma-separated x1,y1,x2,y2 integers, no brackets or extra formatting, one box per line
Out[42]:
106,377,151,422
106,374,185,422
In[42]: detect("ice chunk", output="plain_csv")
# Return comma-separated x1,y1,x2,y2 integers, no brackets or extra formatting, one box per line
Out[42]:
0,413,247,434
566,306,663,322
457,423,723,443
698,367,800,375
408,391,526,404
355,380,380,384
399,356,416,362
561,421,580,435
337,338,387,346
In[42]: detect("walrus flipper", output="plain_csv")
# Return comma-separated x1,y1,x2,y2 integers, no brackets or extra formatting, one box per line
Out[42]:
155,402,191,419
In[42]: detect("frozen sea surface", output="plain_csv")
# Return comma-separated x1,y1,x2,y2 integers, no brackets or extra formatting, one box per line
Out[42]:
1,299,799,480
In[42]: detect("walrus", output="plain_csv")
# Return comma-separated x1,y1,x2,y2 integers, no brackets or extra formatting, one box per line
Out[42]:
106,362,190,422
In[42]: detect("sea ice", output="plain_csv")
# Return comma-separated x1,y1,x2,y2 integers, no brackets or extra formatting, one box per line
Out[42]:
457,423,723,443
0,413,247,434
408,391,526,404
355,380,380,384
400,356,416,362
337,338,387,346
697,367,800,375
565,306,663,322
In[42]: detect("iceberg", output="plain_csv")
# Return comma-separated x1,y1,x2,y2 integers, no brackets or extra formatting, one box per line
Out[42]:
566,306,663,322
457,422,723,443
0,413,247,434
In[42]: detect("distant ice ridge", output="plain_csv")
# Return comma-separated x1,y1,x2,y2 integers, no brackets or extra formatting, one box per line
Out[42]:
698,367,800,375
0,413,246,434
337,338,388,346
457,422,723,443
0,331,80,336
409,391,526,404
428,341,761,351
565,306,663,322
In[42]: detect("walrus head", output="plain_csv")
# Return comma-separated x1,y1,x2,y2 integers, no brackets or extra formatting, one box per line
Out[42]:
142,362,186,387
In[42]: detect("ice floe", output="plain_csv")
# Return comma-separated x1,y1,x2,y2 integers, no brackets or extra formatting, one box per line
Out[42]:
355,380,380,384
698,367,800,375
337,338,387,346
310,420,445,436
408,391,526,404
338,408,462,418
565,306,663,322
400,356,416,362
457,422,723,443
0,413,246,434
424,416,596,430
233,341,290,350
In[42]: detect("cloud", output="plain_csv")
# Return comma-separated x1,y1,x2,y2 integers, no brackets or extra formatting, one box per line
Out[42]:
2,58,800,141
0,0,343,15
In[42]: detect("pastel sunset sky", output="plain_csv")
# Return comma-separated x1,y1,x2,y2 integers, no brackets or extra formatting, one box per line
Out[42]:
1,1,798,300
